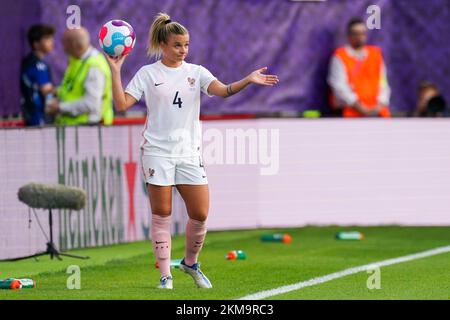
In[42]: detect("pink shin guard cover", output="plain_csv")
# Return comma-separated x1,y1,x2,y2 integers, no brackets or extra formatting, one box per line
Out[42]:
184,218,207,266
151,214,172,277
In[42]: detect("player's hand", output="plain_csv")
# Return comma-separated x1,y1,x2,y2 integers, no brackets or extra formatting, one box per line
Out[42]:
104,54,127,73
247,67,279,86
366,104,383,117
354,101,376,117
45,99,60,115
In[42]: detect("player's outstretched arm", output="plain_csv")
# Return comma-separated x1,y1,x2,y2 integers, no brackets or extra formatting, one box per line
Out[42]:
104,54,137,112
207,67,279,98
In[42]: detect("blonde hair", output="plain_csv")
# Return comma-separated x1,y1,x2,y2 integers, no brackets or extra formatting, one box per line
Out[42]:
147,12,189,59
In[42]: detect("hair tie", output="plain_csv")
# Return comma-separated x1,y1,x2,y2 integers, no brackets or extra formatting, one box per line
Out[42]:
164,19,172,25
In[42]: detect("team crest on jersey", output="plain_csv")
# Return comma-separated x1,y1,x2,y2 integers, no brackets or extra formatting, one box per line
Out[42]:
148,168,155,177
36,62,47,71
187,77,196,91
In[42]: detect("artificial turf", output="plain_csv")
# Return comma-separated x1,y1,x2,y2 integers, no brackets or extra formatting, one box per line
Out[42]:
0,226,449,300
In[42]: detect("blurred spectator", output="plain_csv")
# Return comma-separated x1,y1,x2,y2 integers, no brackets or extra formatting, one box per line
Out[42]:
413,81,448,117
20,24,56,126
328,18,391,118
46,27,113,125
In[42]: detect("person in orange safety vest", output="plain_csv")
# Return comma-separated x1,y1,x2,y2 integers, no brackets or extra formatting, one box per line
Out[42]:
328,18,391,118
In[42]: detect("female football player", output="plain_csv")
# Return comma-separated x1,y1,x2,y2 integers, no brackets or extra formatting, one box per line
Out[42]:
105,12,279,289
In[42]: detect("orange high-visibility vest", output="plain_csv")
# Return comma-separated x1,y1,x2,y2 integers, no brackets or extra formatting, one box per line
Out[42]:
334,46,390,118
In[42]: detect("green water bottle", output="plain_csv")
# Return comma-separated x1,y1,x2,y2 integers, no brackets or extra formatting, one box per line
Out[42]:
225,250,246,260
261,233,292,244
155,259,183,269
0,279,21,289
170,259,182,269
335,231,364,240
17,278,36,288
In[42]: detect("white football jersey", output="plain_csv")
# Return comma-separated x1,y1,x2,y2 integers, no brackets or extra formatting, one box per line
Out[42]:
125,60,217,157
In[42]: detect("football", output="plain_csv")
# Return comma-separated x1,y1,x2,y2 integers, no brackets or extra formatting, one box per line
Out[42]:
98,20,136,58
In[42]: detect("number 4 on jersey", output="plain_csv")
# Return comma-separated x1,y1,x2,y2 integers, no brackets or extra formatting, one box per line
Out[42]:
173,91,183,108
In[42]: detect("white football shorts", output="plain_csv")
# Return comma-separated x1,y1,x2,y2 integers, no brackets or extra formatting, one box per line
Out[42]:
141,155,208,186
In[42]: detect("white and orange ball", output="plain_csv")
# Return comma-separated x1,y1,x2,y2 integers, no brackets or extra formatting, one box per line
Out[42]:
98,20,136,58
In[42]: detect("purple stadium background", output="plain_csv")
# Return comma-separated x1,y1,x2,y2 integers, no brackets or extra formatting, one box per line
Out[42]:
1,0,449,117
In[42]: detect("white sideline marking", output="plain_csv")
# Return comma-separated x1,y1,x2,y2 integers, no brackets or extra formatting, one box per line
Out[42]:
238,245,450,300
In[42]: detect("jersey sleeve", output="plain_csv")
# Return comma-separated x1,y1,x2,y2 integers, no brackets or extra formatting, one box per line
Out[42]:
199,65,217,97
125,67,146,101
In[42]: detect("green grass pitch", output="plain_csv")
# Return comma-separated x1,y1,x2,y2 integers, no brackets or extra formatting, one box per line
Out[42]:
0,226,449,300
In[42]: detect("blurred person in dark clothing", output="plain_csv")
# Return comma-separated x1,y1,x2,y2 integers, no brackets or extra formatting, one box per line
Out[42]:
413,81,448,117
20,24,56,126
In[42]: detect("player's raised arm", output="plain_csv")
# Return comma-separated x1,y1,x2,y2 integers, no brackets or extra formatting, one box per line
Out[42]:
104,54,137,112
207,67,279,98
